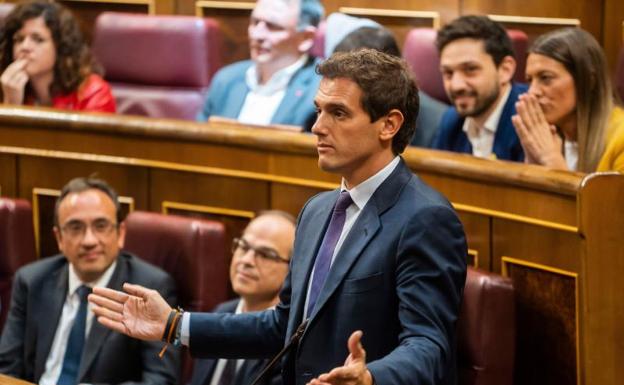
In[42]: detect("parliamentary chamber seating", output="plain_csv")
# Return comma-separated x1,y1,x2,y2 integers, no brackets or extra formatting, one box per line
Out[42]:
458,267,515,385
92,12,222,120
0,198,37,329
123,211,229,381
402,28,529,104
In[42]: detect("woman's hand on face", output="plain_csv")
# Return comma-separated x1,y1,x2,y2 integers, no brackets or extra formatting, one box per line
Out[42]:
1,59,29,105
512,93,567,170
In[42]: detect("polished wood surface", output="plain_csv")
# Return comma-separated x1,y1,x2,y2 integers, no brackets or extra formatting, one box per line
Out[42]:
0,106,623,385
0,374,35,385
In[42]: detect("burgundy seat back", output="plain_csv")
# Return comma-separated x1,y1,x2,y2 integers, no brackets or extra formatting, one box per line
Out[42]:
507,29,528,83
403,28,447,103
0,198,37,329
403,28,529,104
458,267,515,385
616,46,624,103
123,211,228,313
92,12,222,120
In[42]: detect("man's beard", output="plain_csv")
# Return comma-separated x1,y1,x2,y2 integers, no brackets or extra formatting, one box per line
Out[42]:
452,84,500,118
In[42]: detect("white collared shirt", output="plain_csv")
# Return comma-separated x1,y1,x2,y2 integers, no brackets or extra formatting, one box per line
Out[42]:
462,86,512,159
303,156,401,317
39,261,117,385
237,55,309,126
564,140,579,171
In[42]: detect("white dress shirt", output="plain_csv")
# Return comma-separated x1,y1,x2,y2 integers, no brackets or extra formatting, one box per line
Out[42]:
462,86,512,159
39,262,117,385
237,55,308,126
564,140,579,171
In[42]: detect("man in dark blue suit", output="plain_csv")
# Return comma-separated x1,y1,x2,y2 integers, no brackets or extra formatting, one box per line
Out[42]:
90,49,467,385
432,15,527,161
189,211,296,385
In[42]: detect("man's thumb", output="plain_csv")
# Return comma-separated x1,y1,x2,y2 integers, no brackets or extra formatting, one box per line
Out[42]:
347,330,366,361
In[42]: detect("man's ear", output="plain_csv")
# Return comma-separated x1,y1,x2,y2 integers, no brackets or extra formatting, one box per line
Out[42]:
498,55,517,84
53,226,64,253
379,109,404,142
297,26,317,53
117,221,126,249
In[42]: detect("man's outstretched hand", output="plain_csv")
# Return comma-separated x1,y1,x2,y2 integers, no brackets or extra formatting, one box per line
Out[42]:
89,283,172,341
306,330,373,385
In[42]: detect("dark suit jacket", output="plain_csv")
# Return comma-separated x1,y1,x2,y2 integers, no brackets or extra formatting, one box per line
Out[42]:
188,299,279,385
196,57,321,132
432,83,528,161
187,159,467,385
0,252,179,384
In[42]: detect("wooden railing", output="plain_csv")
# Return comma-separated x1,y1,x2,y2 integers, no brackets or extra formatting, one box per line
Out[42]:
0,106,623,385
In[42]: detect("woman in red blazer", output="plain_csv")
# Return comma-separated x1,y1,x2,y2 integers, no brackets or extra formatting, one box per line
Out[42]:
0,0,115,113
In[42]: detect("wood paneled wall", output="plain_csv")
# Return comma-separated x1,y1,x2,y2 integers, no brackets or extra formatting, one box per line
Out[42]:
0,106,623,385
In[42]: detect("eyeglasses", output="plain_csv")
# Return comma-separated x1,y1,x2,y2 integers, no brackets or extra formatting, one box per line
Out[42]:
231,237,289,264
60,218,117,239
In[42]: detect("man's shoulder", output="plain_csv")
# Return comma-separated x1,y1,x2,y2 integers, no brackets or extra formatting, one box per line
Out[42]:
117,251,173,285
212,60,253,82
212,298,239,313
14,254,67,283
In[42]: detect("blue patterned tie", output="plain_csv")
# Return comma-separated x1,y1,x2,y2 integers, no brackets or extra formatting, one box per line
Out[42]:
306,191,353,317
57,285,92,385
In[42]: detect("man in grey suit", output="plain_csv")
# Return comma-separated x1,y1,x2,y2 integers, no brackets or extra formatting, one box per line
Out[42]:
0,177,179,384
91,50,466,385
196,0,324,132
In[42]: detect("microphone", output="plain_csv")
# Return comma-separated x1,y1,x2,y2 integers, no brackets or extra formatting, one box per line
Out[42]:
250,319,309,385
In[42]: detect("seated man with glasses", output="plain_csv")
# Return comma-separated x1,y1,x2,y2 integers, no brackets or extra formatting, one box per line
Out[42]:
0,177,179,385
188,210,295,385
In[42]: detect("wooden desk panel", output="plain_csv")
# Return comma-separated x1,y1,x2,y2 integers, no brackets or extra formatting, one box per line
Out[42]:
0,106,622,385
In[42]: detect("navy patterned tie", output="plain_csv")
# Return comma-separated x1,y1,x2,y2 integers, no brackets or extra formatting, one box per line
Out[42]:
57,285,92,385
306,191,353,317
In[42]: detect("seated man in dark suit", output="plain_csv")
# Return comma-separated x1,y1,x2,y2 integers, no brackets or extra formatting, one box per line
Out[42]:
189,210,296,385
432,15,526,161
0,177,179,384
196,0,324,132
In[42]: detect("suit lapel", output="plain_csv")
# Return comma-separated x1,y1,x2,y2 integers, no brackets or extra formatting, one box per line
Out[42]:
78,258,126,381
226,79,249,118
271,58,314,125
306,204,380,323
35,264,68,381
306,161,412,323
287,192,335,336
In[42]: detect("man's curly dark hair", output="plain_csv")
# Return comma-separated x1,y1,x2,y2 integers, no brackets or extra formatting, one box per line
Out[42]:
0,0,101,98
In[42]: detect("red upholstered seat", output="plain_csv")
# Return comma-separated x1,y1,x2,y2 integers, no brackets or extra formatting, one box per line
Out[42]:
507,29,528,83
0,198,36,329
458,267,515,385
403,28,529,104
92,12,222,120
123,211,228,313
403,28,447,103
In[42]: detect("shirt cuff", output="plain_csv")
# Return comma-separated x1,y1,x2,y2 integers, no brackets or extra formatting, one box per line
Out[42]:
181,312,190,347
